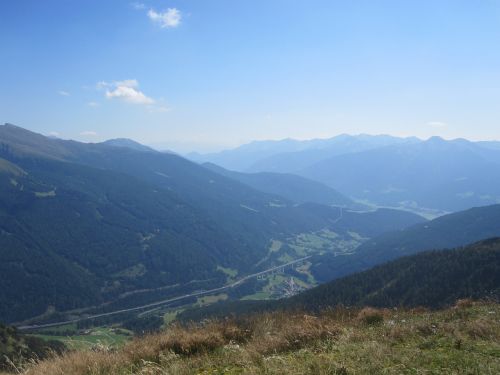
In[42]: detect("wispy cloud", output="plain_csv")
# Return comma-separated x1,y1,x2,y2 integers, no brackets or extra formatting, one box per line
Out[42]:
80,131,98,137
427,121,447,128
148,105,171,113
131,2,146,10
148,8,181,28
58,90,70,96
98,79,155,105
88,101,99,107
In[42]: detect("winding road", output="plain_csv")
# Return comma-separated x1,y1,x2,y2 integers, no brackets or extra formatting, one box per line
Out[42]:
17,256,311,331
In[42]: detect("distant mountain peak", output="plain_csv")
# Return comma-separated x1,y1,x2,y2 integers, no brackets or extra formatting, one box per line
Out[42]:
2,123,35,133
426,136,446,143
101,138,156,153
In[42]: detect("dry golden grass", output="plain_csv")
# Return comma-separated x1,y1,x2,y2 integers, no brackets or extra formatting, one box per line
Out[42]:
7,302,500,375
355,307,385,325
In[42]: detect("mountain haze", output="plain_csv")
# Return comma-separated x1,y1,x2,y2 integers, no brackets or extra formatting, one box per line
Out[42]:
188,134,418,173
0,124,424,323
202,162,357,208
298,136,500,212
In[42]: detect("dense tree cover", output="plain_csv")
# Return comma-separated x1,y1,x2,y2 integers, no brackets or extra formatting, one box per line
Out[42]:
291,238,500,310
178,239,500,322
0,124,424,323
202,162,357,208
0,323,65,371
311,204,500,283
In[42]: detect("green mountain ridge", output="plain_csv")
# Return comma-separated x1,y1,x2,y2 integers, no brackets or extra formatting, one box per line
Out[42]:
0,124,424,323
312,203,500,283
178,238,500,322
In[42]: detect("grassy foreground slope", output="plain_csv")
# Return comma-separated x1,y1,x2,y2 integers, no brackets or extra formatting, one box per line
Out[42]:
9,301,500,374
0,324,65,372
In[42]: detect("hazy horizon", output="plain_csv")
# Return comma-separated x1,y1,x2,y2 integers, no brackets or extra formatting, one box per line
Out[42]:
2,0,500,152
4,122,500,155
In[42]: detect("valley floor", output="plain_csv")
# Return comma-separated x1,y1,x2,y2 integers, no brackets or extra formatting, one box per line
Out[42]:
7,300,500,375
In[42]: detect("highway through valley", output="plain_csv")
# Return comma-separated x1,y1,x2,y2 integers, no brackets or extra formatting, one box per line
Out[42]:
18,256,312,331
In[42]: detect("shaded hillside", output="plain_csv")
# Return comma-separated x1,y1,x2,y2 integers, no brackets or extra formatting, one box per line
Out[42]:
203,162,356,208
0,124,424,323
299,136,500,211
177,238,500,322
291,238,500,310
312,204,500,282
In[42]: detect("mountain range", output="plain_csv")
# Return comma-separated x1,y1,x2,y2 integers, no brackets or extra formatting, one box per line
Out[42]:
0,124,424,323
190,135,500,212
202,162,358,209
3,123,500,329
188,134,418,172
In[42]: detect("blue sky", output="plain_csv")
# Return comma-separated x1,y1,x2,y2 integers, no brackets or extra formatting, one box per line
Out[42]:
1,0,500,152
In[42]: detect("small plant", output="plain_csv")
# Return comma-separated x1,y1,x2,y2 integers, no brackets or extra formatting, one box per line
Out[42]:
455,298,474,309
356,307,384,326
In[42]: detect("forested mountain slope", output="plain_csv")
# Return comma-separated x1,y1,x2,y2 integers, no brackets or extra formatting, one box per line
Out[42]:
178,238,500,322
291,238,500,310
312,204,500,282
0,124,424,323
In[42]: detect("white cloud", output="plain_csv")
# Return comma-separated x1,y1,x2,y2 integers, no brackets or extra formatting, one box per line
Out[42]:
114,79,139,88
148,8,181,28
58,90,70,96
427,121,447,128
106,86,155,105
88,101,99,107
98,79,155,105
48,131,60,137
80,131,98,136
